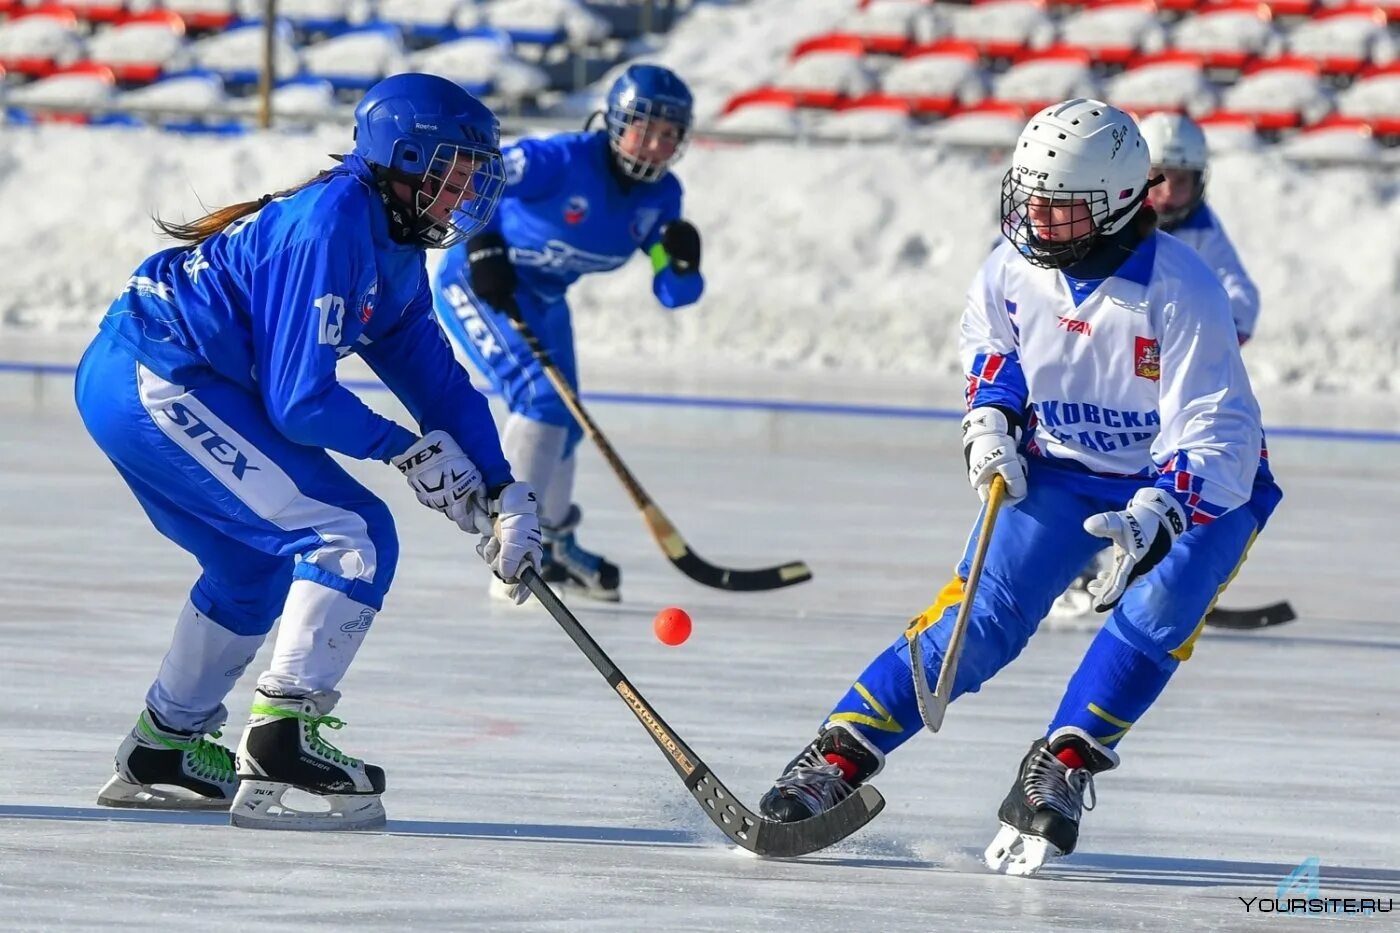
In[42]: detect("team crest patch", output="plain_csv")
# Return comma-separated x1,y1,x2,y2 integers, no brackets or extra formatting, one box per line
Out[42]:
1135,337,1160,381
563,195,589,225
359,281,378,324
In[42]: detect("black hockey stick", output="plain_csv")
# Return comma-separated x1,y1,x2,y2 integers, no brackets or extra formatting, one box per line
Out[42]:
521,567,883,856
1205,601,1296,630
503,307,811,592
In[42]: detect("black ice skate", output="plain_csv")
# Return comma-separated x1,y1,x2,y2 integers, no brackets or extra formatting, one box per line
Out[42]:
541,504,620,602
97,708,238,810
984,726,1119,876
231,689,386,831
759,722,884,823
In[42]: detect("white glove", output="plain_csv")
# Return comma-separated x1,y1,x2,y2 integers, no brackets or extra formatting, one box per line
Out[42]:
962,407,1028,504
1083,486,1188,611
475,481,543,605
391,430,488,534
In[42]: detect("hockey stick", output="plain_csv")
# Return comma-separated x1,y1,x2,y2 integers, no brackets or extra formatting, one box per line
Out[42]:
502,307,811,592
908,475,1008,732
520,566,883,856
1205,601,1296,630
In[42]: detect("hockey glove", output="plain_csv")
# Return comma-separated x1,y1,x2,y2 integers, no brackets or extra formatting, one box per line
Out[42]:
476,481,543,605
466,232,518,311
391,430,488,534
1083,486,1188,611
962,406,1028,504
659,220,701,275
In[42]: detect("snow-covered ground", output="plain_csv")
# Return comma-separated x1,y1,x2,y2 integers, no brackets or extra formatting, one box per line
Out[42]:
2,122,1398,395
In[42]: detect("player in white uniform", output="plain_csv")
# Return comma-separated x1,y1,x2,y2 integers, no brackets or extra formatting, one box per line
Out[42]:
1051,111,1261,620
755,100,1282,875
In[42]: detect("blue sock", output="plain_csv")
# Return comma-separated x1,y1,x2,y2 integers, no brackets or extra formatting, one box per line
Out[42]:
1048,625,1176,749
825,639,923,756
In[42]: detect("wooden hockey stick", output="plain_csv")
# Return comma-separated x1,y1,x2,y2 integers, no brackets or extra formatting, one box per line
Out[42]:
908,475,1008,732
501,308,811,592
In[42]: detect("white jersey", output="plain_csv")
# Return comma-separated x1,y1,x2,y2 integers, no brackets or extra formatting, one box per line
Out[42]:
963,233,1264,523
1166,203,1260,340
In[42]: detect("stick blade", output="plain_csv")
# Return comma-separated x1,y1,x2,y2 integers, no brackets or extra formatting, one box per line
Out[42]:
670,550,813,592
1205,601,1297,630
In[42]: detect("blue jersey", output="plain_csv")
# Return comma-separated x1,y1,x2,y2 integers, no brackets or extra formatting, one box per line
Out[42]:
98,153,510,485
438,131,702,308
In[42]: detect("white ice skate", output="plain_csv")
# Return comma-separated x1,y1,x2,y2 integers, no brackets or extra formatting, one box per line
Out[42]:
231,690,386,831
97,708,238,810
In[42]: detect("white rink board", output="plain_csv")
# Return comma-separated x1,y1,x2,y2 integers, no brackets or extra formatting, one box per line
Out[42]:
1,367,1398,932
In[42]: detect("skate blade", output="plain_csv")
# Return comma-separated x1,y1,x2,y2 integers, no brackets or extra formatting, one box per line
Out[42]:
96,775,232,811
983,822,1063,876
229,780,385,831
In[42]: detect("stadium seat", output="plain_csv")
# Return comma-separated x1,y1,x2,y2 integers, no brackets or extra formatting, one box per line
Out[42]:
471,0,611,49
1214,56,1333,129
950,0,1056,62
834,0,945,56
1055,0,1168,67
186,19,300,88
1109,50,1219,114
714,86,803,135
776,37,879,109
1336,61,1400,134
160,1,238,33
1280,113,1383,157
408,28,549,100
115,68,243,131
989,47,1101,113
819,93,916,139
1286,6,1395,76
1195,111,1267,150
47,1,126,25
84,10,188,84
300,21,406,92
6,60,114,122
928,100,1028,147
881,40,988,116
374,0,468,45
1172,3,1283,70
0,6,84,78
233,0,372,39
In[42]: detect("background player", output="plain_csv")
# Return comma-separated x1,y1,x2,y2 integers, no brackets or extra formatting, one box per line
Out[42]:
433,63,704,603
75,73,542,830
755,100,1282,875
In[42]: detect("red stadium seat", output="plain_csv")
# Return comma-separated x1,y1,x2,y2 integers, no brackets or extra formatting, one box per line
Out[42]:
956,0,1056,62
790,33,868,61
84,10,186,84
989,47,1101,113
836,0,944,56
1172,3,1282,71
1286,6,1393,76
160,1,236,33
48,2,126,25
882,40,987,115
0,6,83,78
1109,50,1219,114
777,34,879,109
1335,60,1400,134
1214,56,1333,130
1056,0,1169,67
931,100,1030,147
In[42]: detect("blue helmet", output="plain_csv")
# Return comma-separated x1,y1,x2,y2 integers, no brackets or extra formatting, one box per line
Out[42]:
604,64,694,183
353,73,505,248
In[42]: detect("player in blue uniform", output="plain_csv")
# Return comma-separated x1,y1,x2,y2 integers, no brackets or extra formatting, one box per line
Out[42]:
76,74,543,830
434,64,704,602
754,100,1282,874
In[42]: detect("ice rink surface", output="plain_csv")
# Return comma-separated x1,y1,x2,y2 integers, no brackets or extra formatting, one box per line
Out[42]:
1,354,1397,931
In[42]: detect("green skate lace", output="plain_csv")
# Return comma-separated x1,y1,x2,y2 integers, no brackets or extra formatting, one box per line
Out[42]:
139,714,235,781
249,704,360,768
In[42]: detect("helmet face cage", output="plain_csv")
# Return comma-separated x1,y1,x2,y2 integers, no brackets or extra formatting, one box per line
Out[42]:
1000,170,1111,269
606,97,691,183
411,141,506,249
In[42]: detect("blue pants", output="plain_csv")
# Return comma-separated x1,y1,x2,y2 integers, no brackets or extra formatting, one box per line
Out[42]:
433,267,583,456
829,457,1280,755
75,332,399,636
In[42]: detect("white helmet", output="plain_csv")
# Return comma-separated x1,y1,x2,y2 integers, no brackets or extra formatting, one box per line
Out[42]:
1138,111,1209,228
1138,111,1209,172
1001,99,1151,268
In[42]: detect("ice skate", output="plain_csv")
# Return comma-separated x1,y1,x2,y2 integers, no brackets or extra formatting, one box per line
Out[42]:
759,721,884,823
97,708,238,810
231,689,386,831
984,726,1118,876
540,505,620,602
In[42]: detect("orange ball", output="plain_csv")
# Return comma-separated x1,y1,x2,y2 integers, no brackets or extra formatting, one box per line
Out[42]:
653,607,692,646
